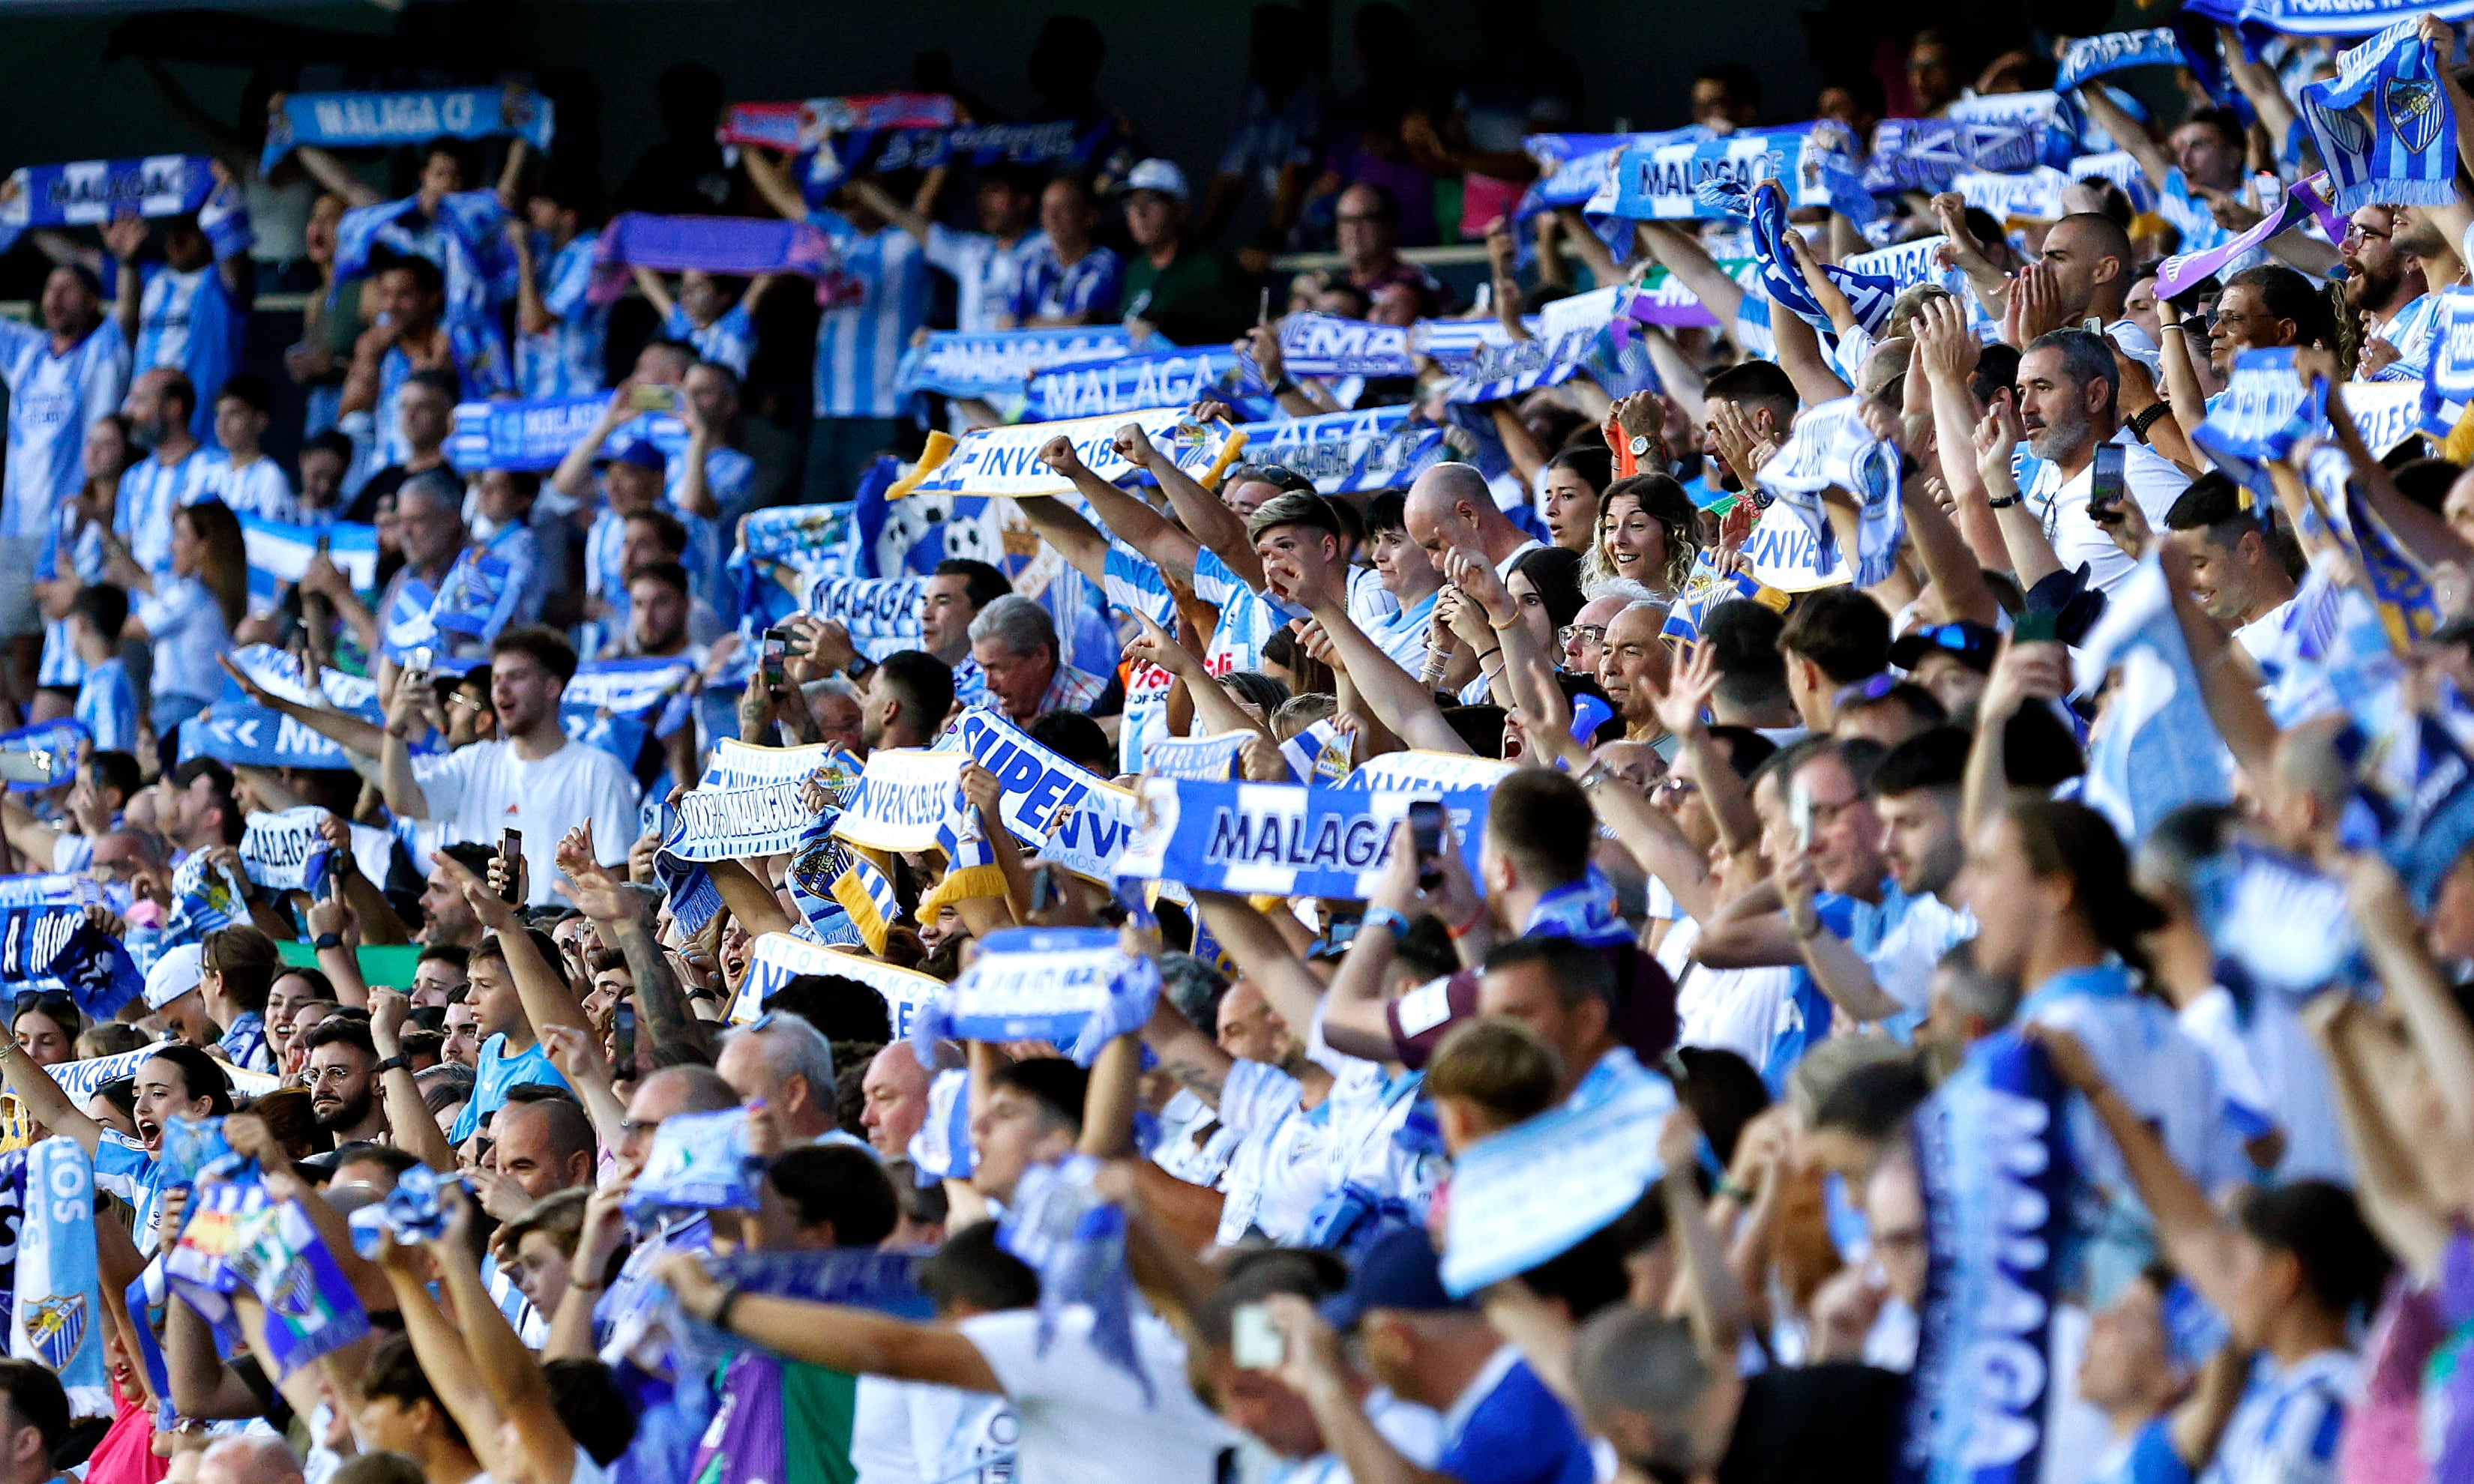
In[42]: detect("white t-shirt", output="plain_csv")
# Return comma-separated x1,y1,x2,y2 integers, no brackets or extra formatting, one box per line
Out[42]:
2177,985,2351,1185
2023,432,2191,594
1661,917,1803,1070
410,738,642,904
2232,598,2294,675
958,1306,1241,1484
852,1374,1017,1484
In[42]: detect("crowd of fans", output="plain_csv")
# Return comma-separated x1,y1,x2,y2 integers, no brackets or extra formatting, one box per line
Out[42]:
3,4,2474,1484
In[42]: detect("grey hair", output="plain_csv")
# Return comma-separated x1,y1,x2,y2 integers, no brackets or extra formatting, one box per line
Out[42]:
802,675,860,702
1930,940,2019,1031
2026,328,2119,402
967,594,1058,658
399,467,464,512
723,1011,840,1103
198,1435,304,1484
1582,576,1660,606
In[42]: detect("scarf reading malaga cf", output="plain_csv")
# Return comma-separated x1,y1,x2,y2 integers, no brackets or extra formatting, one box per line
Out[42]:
1897,1030,2072,1484
2299,19,2458,212
11,1138,109,1416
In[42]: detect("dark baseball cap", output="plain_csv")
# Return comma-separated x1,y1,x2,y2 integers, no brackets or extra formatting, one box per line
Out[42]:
1318,1225,1469,1330
1887,620,1999,675
600,439,669,471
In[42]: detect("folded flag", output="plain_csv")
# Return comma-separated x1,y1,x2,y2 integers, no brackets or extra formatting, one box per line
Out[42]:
2185,841,2365,995
1899,1030,2073,1484
156,1119,232,1189
588,211,842,307
624,1109,763,1222
262,87,553,175
223,1197,369,1378
11,1139,109,1417
999,1154,1147,1400
1706,179,1898,341
0,155,220,256
0,718,85,793
1441,1049,1675,1295
240,515,379,614
2300,19,2458,212
37,919,142,1022
1751,396,1906,588
913,926,1161,1067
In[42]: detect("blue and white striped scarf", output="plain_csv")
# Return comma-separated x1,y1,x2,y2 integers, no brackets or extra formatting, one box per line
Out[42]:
0,155,221,256
1699,179,1897,340
1750,396,1906,588
910,926,1161,1067
999,1154,1147,1401
263,88,553,175
2419,286,2474,435
11,1139,107,1416
2055,28,2193,96
2071,556,2238,844
2300,19,2458,212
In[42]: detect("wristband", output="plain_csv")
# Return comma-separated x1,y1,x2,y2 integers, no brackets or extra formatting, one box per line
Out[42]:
314,932,344,952
1364,906,1412,940
2128,403,2170,444
713,1282,747,1332
1445,906,1487,940
373,1055,409,1076
1987,494,2021,510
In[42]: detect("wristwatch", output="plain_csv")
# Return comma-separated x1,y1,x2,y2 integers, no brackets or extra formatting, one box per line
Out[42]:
313,932,344,951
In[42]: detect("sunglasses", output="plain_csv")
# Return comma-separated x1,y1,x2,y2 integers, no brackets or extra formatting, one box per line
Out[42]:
1832,673,1903,709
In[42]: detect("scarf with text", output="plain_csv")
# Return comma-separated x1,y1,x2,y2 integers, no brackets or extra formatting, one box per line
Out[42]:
262,88,552,174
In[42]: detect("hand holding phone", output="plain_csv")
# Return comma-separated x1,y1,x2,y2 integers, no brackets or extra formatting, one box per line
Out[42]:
2086,444,2126,522
613,999,637,1068
1231,1302,1284,1371
499,828,523,904
1788,779,1814,854
1407,799,1445,890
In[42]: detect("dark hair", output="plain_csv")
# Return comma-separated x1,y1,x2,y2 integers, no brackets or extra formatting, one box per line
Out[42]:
301,429,356,465
1695,60,1760,108
215,372,274,417
920,1220,1041,1312
1481,933,1618,1013
2162,471,2262,552
2227,264,2335,350
933,558,1014,612
876,651,957,735
1509,545,1587,633
2026,328,2120,405
1842,680,1946,728
1544,444,1615,494
331,1141,424,1180
148,1044,235,1114
1668,1047,1769,1167
415,944,469,974
71,582,127,642
202,925,282,1014
989,1058,1088,1132
302,1017,377,1062
361,1334,463,1447
1700,600,1790,710
1363,490,1407,536
1703,360,1798,420
1027,710,1114,774
627,560,690,600
624,506,689,555
766,1144,899,1246
1485,768,1596,885
762,979,892,1044
1970,342,2022,410
1809,1053,1930,1141
2180,104,2246,153
2008,799,2166,974
86,748,142,802
1870,726,1970,797
491,625,580,685
380,253,448,298
542,1359,636,1466
0,1358,70,1453
1777,587,1890,684
2237,1180,2392,1320
1243,489,1344,544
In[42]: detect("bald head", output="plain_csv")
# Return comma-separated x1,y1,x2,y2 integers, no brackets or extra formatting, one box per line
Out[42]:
1404,462,1513,561
2044,212,2134,322
197,1436,303,1484
493,1095,598,1198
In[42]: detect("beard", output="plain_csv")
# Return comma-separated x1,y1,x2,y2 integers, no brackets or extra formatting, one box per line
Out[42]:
313,1086,374,1133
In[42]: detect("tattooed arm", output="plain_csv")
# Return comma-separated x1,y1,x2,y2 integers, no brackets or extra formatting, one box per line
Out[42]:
1140,997,1230,1108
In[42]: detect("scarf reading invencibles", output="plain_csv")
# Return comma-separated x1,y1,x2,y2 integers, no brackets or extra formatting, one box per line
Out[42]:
729,932,944,1038
11,1139,107,1416
829,745,1007,944
1899,1029,2074,1484
890,405,1245,502
2071,556,2239,845
896,325,1158,401
0,717,85,793
2053,27,2194,97
1113,776,1493,899
445,393,686,473
587,211,844,308
1000,1154,1148,1399
0,155,241,258
1440,1049,1674,1296
942,708,1145,881
2300,18,2458,213
666,1249,937,1484
261,87,554,175
911,926,1161,1068
1751,396,1906,589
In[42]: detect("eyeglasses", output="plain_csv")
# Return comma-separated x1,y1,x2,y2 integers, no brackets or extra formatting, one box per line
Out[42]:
2342,220,2392,244
1558,624,1607,648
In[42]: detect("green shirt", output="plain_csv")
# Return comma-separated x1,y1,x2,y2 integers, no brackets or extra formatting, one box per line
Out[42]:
1122,242,1255,346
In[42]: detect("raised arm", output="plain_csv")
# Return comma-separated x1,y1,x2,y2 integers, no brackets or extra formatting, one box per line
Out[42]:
741,148,812,224
0,1034,103,1156
1638,221,1745,328
2074,85,2173,192
657,1257,1002,1390
428,1186,588,1484
556,825,714,1060
292,144,386,209
1301,589,1467,754
549,392,632,504
847,178,936,250
1146,402,1261,586
368,989,458,1171
632,265,678,322
436,850,595,1044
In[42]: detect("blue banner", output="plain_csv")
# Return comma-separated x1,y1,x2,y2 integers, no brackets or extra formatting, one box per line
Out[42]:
806,574,926,661
1276,313,1415,378
895,326,1161,400
239,515,380,613
11,1140,107,1416
1114,776,1490,899
1898,1031,2073,1484
262,88,553,174
2299,18,2459,212
0,155,217,256
444,396,686,474
2054,28,2194,97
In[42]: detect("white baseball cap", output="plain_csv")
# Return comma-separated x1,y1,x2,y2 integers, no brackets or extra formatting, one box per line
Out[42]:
1123,158,1190,203
144,943,205,1012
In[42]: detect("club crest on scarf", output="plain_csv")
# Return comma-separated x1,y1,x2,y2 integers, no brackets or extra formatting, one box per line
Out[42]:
22,1294,83,1373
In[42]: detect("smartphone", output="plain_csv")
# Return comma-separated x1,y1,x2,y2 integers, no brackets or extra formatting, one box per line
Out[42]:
762,625,793,684
406,645,433,679
2086,444,2126,521
1256,286,1271,325
0,750,55,785
1788,779,1814,854
2014,609,2059,644
1029,862,1059,916
1231,1302,1284,1372
499,828,523,904
613,1000,636,1068
1407,799,1445,890
627,382,678,414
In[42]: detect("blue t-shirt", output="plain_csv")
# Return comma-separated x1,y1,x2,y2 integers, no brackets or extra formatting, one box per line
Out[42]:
75,657,140,755
1435,1351,1596,1484
450,1034,571,1143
